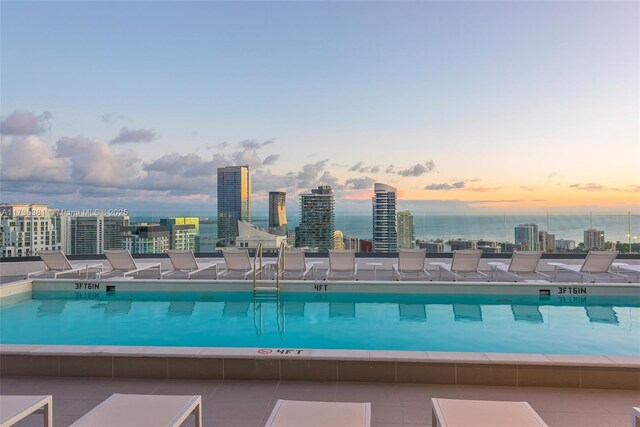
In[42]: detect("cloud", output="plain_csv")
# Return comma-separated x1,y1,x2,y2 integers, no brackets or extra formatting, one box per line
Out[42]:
110,127,158,144
386,164,396,174
1,110,52,135
348,162,382,174
349,161,366,172
1,134,143,189
56,137,143,186
293,160,329,188
317,171,342,189
251,169,295,193
263,154,279,165
232,148,263,167
144,152,222,178
465,186,501,192
520,186,534,191
569,183,604,191
569,183,640,193
238,139,275,149
425,181,465,190
345,177,376,190
99,113,127,124
1,135,68,182
397,161,435,177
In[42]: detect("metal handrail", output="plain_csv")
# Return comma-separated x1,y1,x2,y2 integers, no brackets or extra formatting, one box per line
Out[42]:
253,241,263,291
275,240,286,291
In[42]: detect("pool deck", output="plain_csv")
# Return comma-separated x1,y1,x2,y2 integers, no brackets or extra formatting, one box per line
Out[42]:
5,377,640,427
2,376,637,427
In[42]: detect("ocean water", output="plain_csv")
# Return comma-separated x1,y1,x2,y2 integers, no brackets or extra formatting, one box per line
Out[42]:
1,291,638,355
199,213,639,251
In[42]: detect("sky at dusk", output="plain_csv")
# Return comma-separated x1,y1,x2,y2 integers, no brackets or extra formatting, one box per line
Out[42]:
1,1,638,214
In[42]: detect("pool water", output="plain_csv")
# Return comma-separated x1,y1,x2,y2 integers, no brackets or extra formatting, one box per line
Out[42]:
1,291,638,355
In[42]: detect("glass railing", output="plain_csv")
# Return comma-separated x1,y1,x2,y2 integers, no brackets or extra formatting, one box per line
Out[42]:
1,211,638,258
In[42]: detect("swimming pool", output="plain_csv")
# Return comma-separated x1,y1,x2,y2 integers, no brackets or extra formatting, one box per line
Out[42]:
1,290,638,355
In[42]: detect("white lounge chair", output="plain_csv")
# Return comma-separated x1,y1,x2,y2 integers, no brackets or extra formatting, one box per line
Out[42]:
101,250,162,278
218,249,264,279
432,249,487,281
281,250,314,279
613,263,640,281
431,398,548,427
556,251,624,282
326,250,358,280
265,400,371,427
0,395,52,427
393,249,430,280
490,251,549,282
27,250,103,279
70,394,202,427
162,250,220,279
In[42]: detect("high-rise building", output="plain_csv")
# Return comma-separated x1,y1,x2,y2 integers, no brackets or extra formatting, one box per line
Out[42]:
397,211,415,249
556,239,576,251
122,225,170,254
217,165,251,243
539,231,556,253
51,209,70,253
372,183,397,253
584,229,605,250
514,224,539,251
68,215,129,255
160,217,199,251
268,192,287,235
334,230,345,250
296,185,335,251
0,204,60,257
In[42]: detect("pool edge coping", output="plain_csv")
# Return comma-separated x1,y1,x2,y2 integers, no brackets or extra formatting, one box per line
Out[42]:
1,344,638,369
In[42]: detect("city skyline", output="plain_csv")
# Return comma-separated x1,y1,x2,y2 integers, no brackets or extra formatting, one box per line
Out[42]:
1,1,638,212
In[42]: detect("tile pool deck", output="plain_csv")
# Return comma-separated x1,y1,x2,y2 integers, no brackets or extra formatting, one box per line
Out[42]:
2,376,638,427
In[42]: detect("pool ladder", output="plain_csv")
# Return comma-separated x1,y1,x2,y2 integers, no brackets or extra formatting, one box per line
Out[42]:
252,241,285,336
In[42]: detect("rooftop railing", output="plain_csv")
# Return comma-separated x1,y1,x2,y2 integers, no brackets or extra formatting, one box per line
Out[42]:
1,211,638,258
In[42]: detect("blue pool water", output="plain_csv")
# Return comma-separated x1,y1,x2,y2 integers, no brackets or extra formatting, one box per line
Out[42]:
1,291,639,355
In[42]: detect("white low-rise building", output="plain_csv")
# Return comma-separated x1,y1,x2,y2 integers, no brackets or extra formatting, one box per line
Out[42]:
235,221,287,253
0,204,61,257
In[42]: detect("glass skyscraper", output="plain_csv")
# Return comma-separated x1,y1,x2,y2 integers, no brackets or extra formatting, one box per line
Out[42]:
514,223,540,251
372,183,398,253
397,210,415,249
268,191,287,235
217,165,251,243
296,185,335,251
